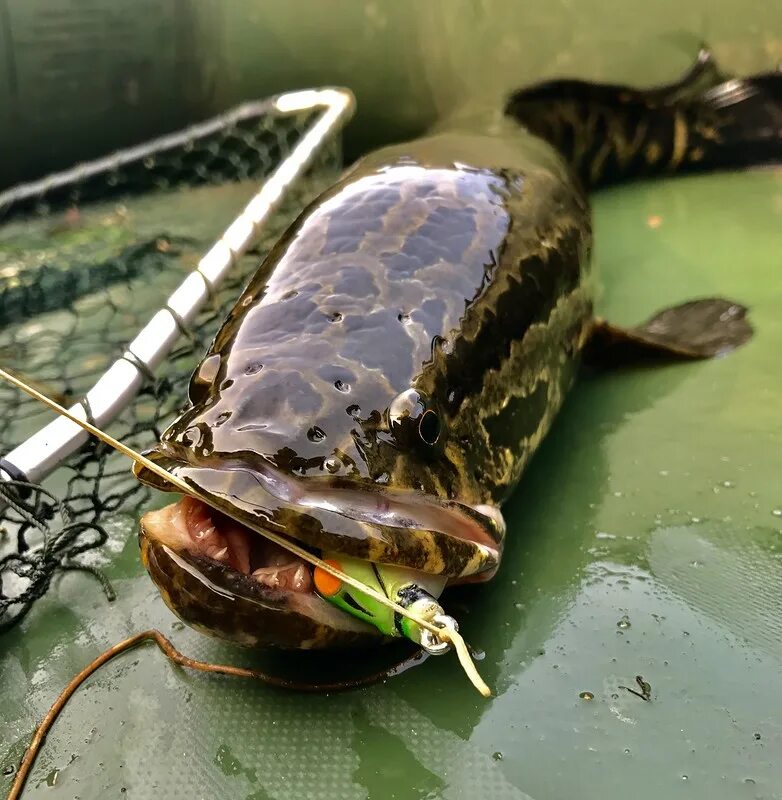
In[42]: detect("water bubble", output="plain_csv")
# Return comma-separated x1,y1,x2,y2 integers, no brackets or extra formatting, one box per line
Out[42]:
171,621,185,631
753,732,761,740
579,691,594,701
721,480,735,489
334,380,350,393
346,404,361,418
307,426,326,442
616,615,631,629
744,778,756,785
244,361,263,376
281,289,298,301
659,470,669,476
772,509,782,518
398,312,410,324
492,751,504,761
2,765,14,776
623,748,631,755
327,311,343,323
470,647,486,662
681,775,688,781
690,516,701,523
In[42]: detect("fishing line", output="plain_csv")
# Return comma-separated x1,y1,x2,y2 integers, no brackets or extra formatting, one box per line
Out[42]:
0,366,490,696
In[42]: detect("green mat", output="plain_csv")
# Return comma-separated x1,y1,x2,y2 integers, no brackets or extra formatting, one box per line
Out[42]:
1,161,781,798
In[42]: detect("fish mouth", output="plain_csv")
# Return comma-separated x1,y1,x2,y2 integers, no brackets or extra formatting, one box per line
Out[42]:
136,447,505,649
140,497,381,649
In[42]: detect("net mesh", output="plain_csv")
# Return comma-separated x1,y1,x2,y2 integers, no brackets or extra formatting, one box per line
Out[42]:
0,102,343,631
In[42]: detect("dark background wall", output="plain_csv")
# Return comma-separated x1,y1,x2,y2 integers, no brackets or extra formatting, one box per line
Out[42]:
1,0,779,188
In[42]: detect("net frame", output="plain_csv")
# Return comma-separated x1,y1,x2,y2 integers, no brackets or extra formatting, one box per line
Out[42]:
0,87,355,629
0,88,355,489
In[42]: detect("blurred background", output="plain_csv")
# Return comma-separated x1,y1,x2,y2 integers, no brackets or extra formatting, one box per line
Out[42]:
1,0,780,188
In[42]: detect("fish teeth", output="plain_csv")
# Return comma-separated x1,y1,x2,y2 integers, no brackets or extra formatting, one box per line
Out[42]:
213,547,229,561
194,525,215,541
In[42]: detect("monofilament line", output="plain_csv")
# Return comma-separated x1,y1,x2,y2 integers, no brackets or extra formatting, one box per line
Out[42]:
0,365,491,698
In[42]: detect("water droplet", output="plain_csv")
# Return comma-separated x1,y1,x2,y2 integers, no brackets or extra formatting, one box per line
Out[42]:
514,602,524,610
492,751,503,761
307,426,326,442
613,491,623,498
240,294,254,307
754,732,761,740
220,378,234,391
744,778,756,785
617,615,631,629
398,312,410,324
244,361,263,375
659,469,669,476
596,531,616,540
334,380,350,393
772,509,782,517
45,768,59,787
324,457,340,474
722,480,734,488
195,353,221,384
172,621,185,631
2,765,14,776
623,748,631,755
181,426,200,448
215,411,232,428
691,516,701,523
281,289,298,301
346,404,361,418
579,691,594,701
470,647,486,661
681,775,688,781
327,311,343,323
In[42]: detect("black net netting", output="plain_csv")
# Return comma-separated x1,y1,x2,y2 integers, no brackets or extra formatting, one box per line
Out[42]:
0,101,343,631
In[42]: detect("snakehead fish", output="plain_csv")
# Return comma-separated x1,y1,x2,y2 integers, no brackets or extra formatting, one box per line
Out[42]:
135,50,778,653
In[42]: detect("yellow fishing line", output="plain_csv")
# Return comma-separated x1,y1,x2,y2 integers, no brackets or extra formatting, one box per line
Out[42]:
0,366,491,697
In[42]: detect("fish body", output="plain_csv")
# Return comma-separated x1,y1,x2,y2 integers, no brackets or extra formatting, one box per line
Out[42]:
137,50,772,649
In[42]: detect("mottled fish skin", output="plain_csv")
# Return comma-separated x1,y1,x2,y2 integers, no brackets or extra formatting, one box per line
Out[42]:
139,130,591,562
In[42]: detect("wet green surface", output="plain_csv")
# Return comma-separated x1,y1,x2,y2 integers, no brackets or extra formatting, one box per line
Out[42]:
2,168,781,798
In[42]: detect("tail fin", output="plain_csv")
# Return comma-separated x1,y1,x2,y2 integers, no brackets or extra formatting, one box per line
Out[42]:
505,48,782,188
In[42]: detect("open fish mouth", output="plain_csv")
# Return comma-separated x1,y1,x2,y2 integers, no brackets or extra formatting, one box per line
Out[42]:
136,448,504,649
140,497,381,649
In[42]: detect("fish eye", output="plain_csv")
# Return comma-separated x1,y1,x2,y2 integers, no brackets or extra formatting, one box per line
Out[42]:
418,409,442,446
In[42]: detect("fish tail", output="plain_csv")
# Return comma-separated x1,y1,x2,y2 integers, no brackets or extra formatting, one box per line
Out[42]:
505,47,782,188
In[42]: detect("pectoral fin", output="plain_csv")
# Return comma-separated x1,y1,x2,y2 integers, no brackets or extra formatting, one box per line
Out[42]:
586,298,752,367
